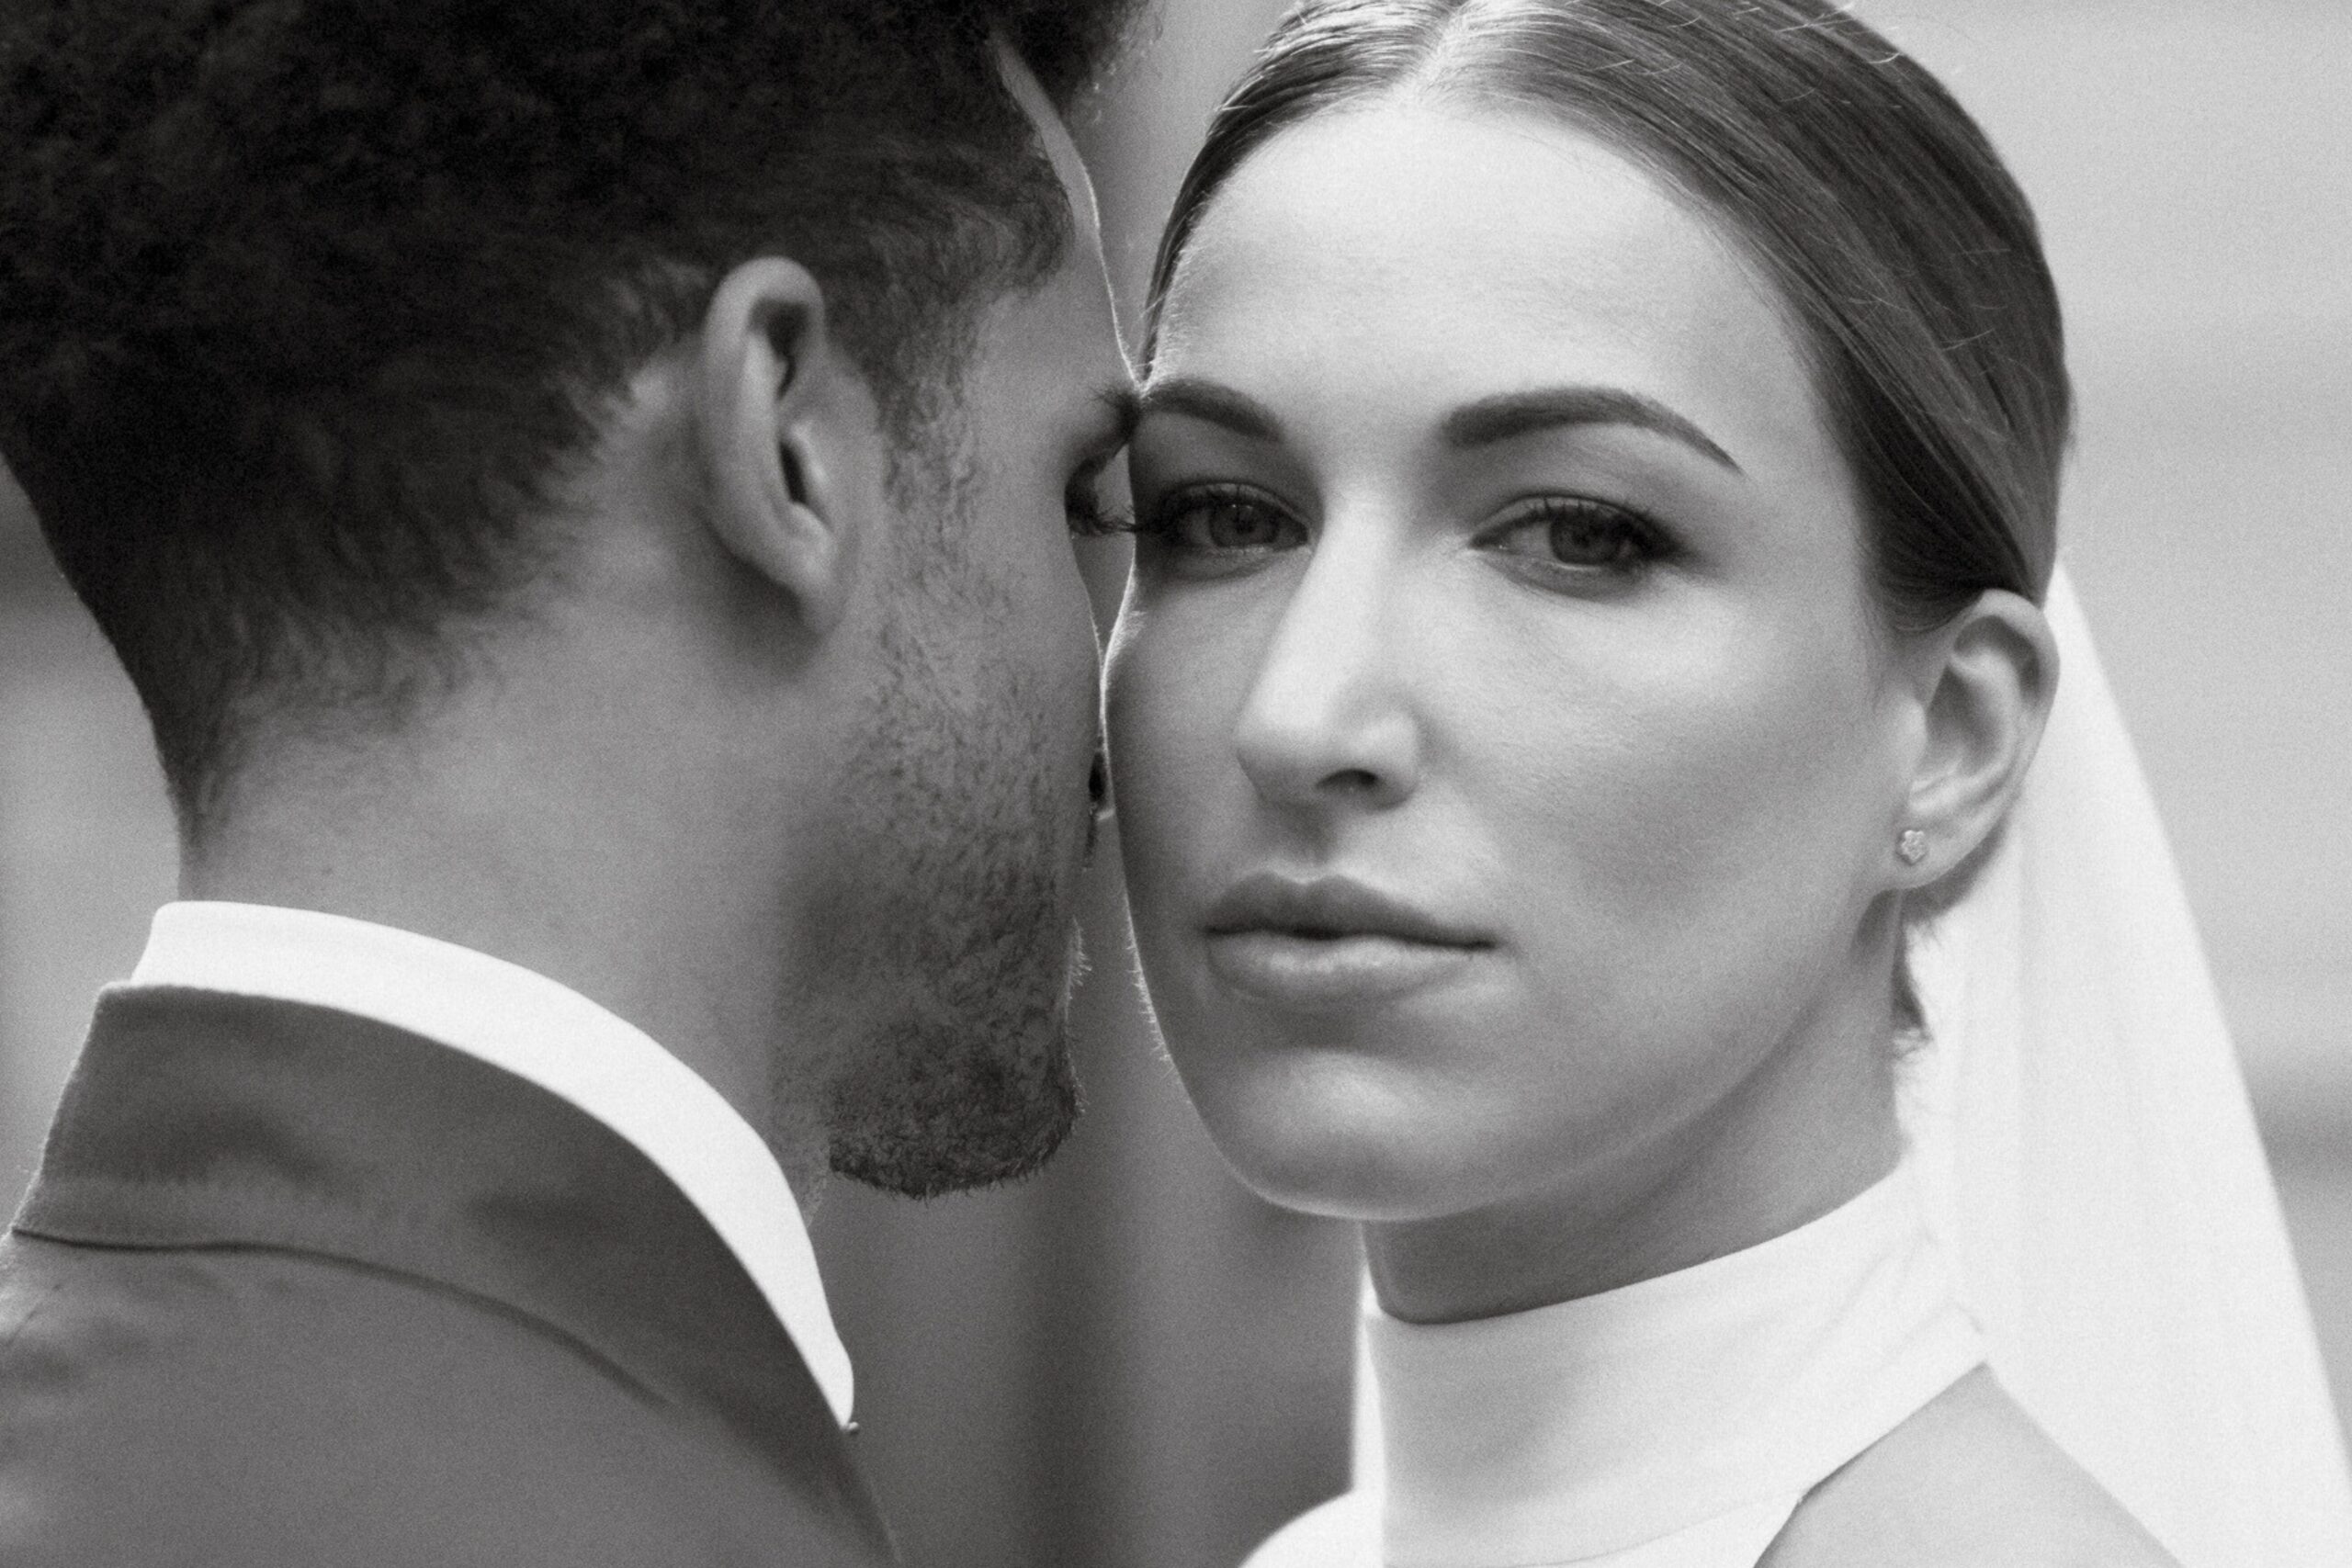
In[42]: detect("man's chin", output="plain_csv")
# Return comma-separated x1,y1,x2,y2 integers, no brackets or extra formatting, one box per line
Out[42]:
825,1010,1082,1199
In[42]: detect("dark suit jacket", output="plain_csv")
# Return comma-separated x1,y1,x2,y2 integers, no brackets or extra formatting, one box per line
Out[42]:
0,987,897,1567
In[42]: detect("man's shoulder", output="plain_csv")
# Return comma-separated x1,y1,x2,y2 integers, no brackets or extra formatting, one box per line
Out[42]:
0,1224,658,1411
2,984,891,1563
0,1232,878,1566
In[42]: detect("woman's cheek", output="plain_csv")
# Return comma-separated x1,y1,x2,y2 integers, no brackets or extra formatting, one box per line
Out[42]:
1471,625,1863,972
1105,608,1223,899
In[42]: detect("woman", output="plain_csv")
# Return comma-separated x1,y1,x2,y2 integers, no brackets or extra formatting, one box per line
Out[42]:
1096,1,2352,1562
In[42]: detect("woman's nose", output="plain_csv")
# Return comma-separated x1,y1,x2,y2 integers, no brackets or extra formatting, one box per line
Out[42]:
1232,541,1420,812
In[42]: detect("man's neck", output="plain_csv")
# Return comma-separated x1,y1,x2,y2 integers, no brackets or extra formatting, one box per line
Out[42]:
183,737,830,1205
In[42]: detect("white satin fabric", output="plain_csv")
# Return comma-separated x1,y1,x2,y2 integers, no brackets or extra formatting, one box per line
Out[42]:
1324,568,2352,1566
1256,1167,1983,1567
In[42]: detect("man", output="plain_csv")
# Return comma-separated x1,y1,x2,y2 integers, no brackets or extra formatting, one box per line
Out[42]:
0,1,1139,1562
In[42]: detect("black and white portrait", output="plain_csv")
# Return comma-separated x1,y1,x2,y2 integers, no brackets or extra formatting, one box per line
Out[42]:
1,3,2346,1564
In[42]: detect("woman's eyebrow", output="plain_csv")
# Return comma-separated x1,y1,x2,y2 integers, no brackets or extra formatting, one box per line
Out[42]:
1135,376,1284,442
1442,387,1741,471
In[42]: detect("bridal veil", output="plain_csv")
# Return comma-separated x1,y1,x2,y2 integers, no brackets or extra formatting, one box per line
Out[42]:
1352,568,2352,1564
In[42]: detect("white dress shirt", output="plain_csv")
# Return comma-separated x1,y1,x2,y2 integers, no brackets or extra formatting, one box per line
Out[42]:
124,899,855,1427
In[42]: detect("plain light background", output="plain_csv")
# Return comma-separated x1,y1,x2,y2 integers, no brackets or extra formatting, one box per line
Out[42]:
2,3,2346,1562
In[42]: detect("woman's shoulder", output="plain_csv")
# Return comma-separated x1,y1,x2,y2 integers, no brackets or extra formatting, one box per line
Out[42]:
1761,1368,2178,1568
1240,1371,2178,1568
1241,1489,1379,1568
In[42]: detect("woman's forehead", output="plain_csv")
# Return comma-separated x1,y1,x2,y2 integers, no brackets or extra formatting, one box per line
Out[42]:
1151,101,1817,459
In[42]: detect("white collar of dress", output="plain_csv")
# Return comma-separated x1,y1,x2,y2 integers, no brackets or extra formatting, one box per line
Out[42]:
1369,1163,1984,1566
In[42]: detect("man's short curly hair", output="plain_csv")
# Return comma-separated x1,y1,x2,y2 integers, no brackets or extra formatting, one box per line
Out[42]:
0,0,1141,829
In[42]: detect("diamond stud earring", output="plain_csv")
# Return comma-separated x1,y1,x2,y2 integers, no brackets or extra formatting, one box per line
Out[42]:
1896,828,1930,866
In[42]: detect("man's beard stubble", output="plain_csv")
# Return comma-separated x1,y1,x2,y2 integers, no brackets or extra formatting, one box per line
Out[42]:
792,494,1087,1200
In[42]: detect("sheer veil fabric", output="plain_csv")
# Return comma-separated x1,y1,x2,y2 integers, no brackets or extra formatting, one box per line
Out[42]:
1904,568,2352,1563
1349,568,2352,1565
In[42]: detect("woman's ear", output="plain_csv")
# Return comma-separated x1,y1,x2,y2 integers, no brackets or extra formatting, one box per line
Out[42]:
691,256,884,637
1894,590,2060,886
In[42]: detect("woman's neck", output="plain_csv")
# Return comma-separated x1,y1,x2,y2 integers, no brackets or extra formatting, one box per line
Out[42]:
1364,987,1904,1325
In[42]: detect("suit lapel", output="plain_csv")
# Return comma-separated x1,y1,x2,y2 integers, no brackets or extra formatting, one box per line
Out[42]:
15,987,893,1554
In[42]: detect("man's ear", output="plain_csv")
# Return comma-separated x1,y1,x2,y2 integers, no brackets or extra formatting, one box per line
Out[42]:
1893,590,2060,886
692,256,882,637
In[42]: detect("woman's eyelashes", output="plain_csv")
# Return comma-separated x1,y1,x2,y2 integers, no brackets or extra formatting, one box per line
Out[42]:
1065,460,1135,537
1121,479,1674,588
1475,496,1675,583
1136,483,1307,559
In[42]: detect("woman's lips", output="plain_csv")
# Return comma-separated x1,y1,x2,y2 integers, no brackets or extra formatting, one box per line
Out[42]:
1201,874,1490,1010
1204,931,1481,1009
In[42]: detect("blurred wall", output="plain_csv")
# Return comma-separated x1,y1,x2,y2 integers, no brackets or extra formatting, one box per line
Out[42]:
2,3,2346,1564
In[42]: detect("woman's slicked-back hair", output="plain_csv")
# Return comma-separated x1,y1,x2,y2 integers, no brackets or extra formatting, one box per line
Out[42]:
1149,0,2070,637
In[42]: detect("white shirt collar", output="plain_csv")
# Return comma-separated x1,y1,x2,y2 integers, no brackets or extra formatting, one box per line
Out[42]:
125,899,855,1427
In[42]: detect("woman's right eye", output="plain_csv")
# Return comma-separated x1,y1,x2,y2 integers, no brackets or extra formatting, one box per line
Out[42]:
1144,485,1306,557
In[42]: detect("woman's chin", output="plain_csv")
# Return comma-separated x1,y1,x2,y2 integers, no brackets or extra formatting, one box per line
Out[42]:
1181,1058,1499,1224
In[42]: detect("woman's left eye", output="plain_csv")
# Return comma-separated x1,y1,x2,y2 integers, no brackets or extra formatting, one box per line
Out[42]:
1478,498,1668,578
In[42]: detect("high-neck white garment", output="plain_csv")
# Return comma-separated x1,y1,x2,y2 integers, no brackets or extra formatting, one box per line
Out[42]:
1249,1166,1984,1568
121,899,855,1427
